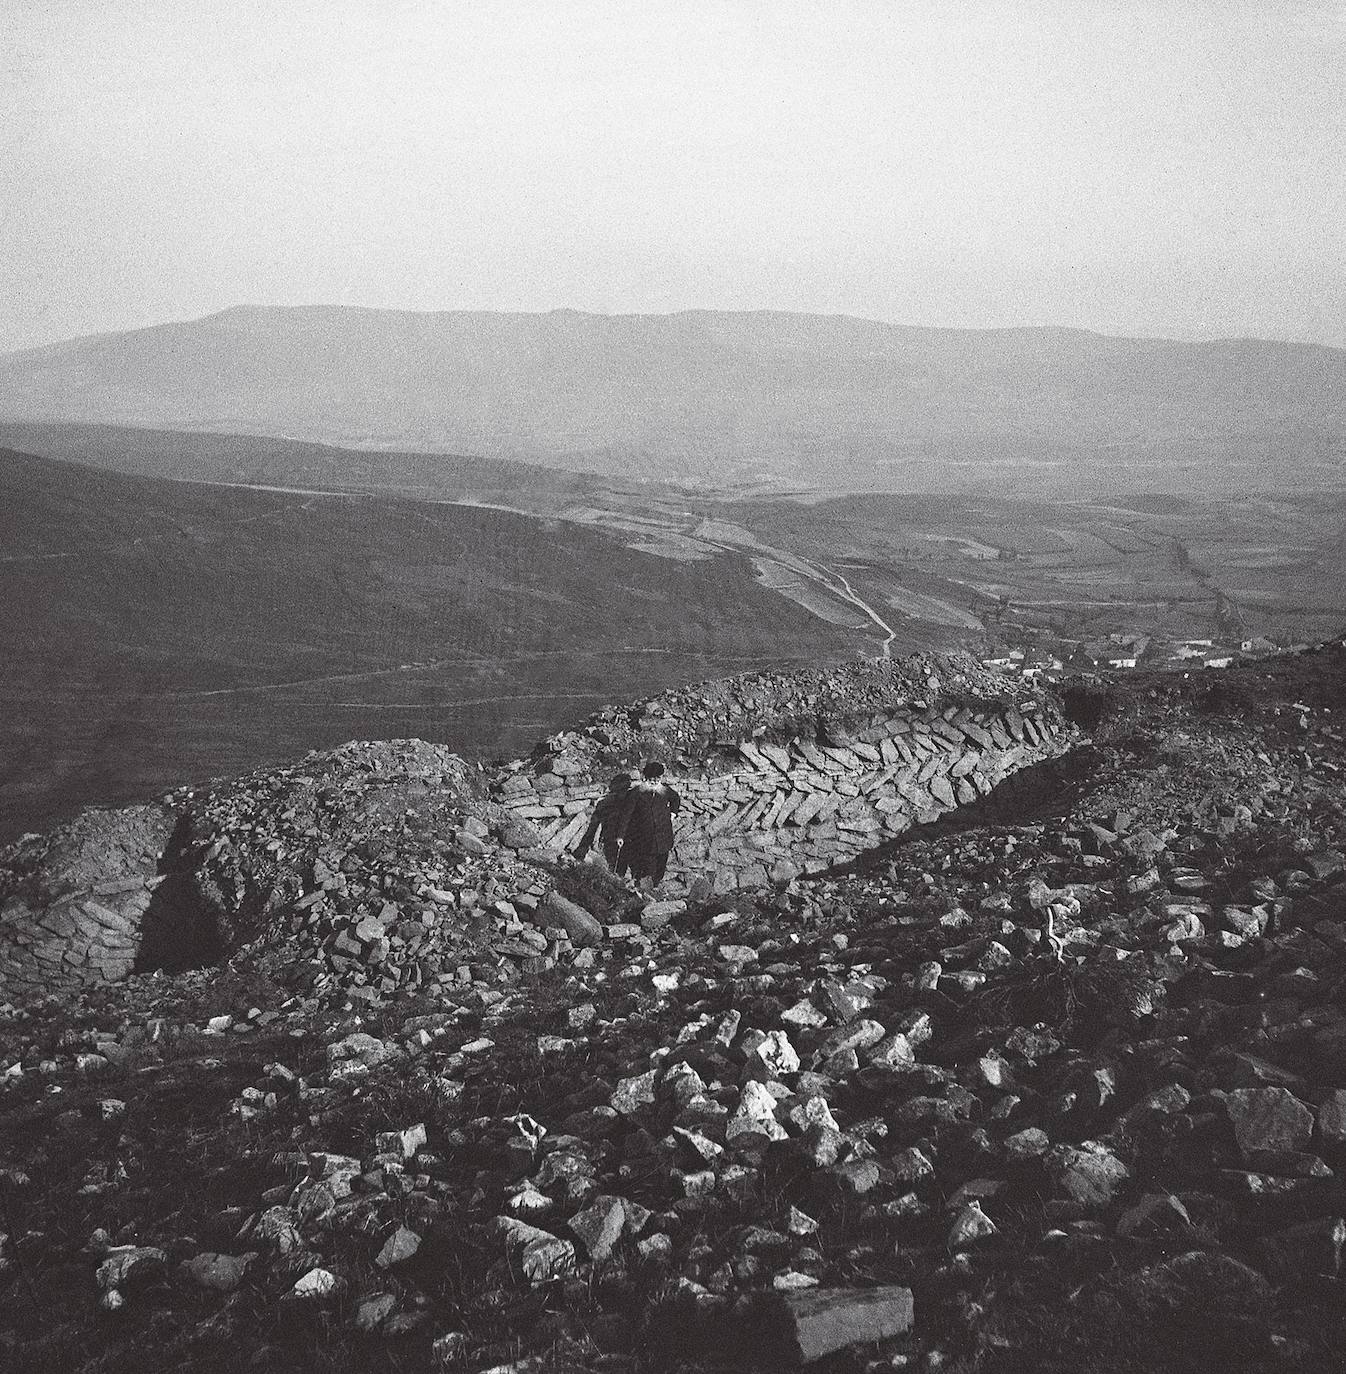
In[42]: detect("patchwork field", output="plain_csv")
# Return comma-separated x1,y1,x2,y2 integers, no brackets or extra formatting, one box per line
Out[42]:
734,491,1346,650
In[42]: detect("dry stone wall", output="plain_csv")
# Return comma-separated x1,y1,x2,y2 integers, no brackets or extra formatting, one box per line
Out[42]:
0,805,174,1004
496,698,1071,893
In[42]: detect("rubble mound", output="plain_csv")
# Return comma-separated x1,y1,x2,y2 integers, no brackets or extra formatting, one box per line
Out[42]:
2,644,1345,1373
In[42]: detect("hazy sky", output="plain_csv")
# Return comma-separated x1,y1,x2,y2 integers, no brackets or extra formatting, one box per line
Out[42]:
3,0,1344,351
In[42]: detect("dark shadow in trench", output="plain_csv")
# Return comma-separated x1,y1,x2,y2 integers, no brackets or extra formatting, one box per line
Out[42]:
133,813,225,974
819,742,1105,882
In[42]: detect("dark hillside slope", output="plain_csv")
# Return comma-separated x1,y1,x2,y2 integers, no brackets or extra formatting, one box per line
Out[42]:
0,421,601,508
1,307,1342,491
0,447,856,839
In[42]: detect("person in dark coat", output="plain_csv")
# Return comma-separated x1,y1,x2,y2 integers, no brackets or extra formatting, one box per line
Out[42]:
614,761,681,888
573,773,634,868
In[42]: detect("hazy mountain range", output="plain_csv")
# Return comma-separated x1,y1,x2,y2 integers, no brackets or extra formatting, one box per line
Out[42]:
2,306,1342,491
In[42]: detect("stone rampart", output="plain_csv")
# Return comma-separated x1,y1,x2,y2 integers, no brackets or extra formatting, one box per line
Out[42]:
495,694,1071,893
0,805,174,1005
0,654,1075,1003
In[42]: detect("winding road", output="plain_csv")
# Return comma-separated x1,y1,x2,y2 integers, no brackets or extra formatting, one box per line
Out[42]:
688,523,899,659
826,566,898,659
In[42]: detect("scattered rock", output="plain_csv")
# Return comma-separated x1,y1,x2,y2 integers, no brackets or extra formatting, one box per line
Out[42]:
1116,1194,1191,1238
1047,1142,1130,1208
1127,1250,1272,1342
1222,1088,1314,1157
182,1251,255,1292
96,1245,167,1305
492,1217,577,1284
539,892,603,947
947,1202,997,1249
768,1285,915,1364
568,1196,626,1261
289,1268,342,1302
354,1291,399,1332
376,1224,421,1269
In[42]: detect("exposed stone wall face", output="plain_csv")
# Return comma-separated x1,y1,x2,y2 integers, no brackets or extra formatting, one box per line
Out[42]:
0,805,173,1004
495,699,1072,892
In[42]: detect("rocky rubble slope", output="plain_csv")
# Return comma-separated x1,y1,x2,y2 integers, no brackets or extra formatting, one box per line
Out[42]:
0,645,1344,1373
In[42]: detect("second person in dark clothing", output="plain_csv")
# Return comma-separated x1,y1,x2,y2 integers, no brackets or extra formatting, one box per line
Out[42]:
614,761,681,889
573,772,634,868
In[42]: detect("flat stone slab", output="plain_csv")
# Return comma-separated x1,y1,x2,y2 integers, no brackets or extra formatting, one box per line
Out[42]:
769,1285,914,1363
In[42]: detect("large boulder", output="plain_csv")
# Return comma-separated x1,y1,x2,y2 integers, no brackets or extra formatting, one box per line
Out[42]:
767,1286,915,1364
539,892,603,947
1221,1088,1314,1158
1047,1141,1130,1208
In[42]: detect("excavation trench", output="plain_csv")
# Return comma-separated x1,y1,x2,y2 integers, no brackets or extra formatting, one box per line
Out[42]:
818,742,1104,881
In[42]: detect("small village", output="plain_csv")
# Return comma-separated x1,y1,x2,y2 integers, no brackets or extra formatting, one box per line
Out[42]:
982,631,1293,680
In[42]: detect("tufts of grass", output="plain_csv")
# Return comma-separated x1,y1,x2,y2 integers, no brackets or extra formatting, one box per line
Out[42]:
979,955,1162,1043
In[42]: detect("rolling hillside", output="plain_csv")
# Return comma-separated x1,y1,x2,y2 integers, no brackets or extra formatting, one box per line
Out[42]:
0,422,594,508
0,446,858,840
2,307,1342,491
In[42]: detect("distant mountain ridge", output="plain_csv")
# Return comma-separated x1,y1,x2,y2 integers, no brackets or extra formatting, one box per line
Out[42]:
1,306,1342,491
